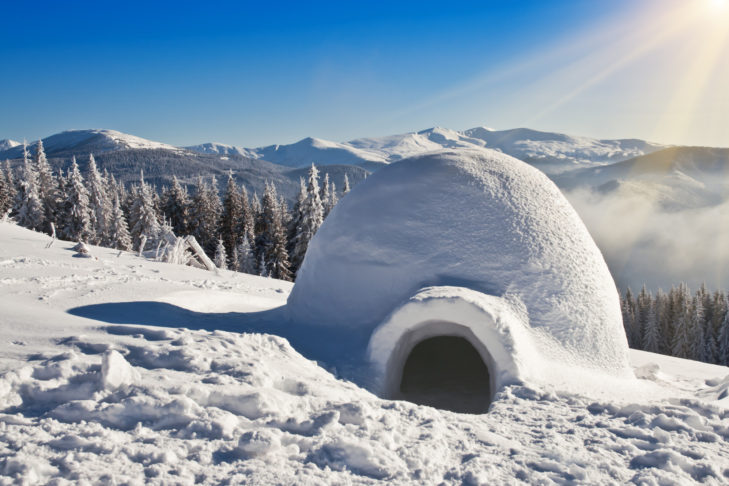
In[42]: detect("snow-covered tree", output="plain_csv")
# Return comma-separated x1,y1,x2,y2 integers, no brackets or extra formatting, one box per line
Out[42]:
16,142,45,231
129,171,160,252
621,288,637,347
108,194,132,251
670,283,692,359
635,286,652,348
59,158,93,242
0,164,11,216
220,172,243,258
189,176,221,256
3,160,17,215
214,238,228,270
320,172,333,217
34,139,59,233
718,297,729,366
86,154,112,245
240,184,255,247
236,234,256,275
342,173,351,195
256,182,292,281
688,295,705,361
291,164,324,275
161,175,190,236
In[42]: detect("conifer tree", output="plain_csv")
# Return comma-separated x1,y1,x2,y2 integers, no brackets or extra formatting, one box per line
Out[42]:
291,164,323,275
621,288,636,347
16,142,45,231
4,160,17,215
109,194,132,251
642,297,660,353
161,176,190,236
214,238,228,270
635,286,652,348
658,288,674,355
189,176,221,256
670,283,692,359
342,174,351,195
220,172,243,257
34,139,59,233
329,182,338,212
718,296,729,365
320,172,332,217
86,154,112,245
0,165,11,216
60,159,93,242
129,171,160,252
256,182,292,281
240,185,255,246
236,235,256,274
230,244,240,272
688,294,705,361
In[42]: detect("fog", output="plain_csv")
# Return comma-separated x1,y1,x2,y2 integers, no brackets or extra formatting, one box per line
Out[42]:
565,188,729,293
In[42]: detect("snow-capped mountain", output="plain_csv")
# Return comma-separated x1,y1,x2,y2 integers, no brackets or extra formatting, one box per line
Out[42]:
182,142,252,157
0,139,20,152
0,129,181,159
186,126,666,174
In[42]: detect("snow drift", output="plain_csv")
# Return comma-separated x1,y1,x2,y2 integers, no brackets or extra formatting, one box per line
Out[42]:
288,149,631,406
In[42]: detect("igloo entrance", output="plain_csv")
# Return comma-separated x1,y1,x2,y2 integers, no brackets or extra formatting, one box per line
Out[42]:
398,336,491,414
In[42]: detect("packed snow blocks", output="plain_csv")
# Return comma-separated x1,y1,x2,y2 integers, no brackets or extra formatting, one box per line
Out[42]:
287,149,631,413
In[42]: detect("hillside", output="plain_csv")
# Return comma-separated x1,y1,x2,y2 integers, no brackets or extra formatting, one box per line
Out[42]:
1,221,728,484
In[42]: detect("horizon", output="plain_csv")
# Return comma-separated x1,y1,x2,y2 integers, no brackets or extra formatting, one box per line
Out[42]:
2,0,728,149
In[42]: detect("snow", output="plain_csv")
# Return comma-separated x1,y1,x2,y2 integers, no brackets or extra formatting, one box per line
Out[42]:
289,149,631,394
185,126,664,173
1,221,729,484
0,139,20,152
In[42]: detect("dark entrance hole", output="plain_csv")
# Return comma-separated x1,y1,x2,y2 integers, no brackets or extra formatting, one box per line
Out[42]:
399,336,491,414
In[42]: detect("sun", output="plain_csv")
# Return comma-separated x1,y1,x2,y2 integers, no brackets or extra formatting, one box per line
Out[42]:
710,0,728,9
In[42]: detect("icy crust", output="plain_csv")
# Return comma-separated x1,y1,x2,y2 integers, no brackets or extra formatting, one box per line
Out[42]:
289,149,630,378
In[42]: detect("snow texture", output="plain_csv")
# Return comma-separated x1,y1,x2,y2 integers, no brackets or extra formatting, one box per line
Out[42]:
289,149,631,392
1,222,729,484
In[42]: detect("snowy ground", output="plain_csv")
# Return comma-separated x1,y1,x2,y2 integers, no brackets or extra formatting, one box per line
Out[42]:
1,222,728,485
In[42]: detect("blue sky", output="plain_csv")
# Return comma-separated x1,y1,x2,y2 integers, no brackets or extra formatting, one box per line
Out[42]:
1,0,727,147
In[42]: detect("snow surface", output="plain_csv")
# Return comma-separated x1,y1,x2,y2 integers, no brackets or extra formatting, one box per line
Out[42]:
289,149,631,392
0,139,20,152
1,222,729,484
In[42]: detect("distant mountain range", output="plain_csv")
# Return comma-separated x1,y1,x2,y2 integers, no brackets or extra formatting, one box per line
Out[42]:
2,126,727,211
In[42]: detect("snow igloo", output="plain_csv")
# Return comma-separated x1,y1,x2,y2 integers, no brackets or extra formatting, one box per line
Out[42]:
287,149,631,413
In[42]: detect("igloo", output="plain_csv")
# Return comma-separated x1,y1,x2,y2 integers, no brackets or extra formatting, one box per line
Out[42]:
287,149,631,413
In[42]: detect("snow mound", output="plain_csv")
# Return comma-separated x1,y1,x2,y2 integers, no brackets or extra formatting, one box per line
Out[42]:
288,149,631,394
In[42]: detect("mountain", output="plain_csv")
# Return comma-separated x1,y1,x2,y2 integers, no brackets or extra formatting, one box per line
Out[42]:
182,142,252,157
186,126,666,174
0,129,181,159
0,139,20,152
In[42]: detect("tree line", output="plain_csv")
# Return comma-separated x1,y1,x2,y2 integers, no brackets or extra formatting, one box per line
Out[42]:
0,140,351,281
621,284,729,366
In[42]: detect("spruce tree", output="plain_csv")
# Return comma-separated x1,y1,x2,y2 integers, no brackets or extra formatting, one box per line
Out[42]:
236,235,256,274
291,164,324,276
161,175,190,236
220,172,243,258
129,171,160,252
642,297,661,353
60,159,94,242
3,160,17,216
109,194,132,251
86,154,112,245
257,182,292,281
689,294,705,361
16,142,45,231
717,296,729,365
0,165,11,216
342,174,351,195
320,172,332,217
34,139,59,234
240,185,255,247
214,238,228,270
670,283,692,359
635,286,652,349
189,176,221,256
621,288,636,347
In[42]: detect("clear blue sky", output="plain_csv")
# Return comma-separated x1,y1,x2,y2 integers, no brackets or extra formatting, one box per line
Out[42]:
2,0,727,147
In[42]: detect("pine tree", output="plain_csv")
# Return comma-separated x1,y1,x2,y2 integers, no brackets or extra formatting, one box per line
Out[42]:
109,194,132,251
214,238,228,270
329,182,338,212
689,294,705,361
34,139,59,234
635,286,652,349
129,171,160,252
640,292,658,354
670,283,692,359
717,296,729,365
16,142,45,231
60,159,94,242
256,182,292,281
220,172,243,258
161,176,190,236
0,165,11,216
658,288,674,355
621,288,637,347
3,160,17,216
189,176,221,256
230,244,240,272
291,164,324,276
342,174,351,195
86,154,112,245
320,172,332,217
236,235,256,274
240,185,255,246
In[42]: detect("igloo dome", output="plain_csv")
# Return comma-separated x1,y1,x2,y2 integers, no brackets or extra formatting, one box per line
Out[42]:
287,149,631,413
